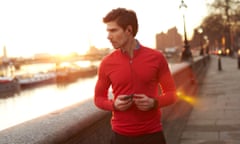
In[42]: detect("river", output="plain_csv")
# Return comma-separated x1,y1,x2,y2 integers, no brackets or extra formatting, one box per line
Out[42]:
0,61,98,131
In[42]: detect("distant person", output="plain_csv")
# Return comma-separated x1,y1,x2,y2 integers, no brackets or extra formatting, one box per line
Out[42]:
94,8,177,144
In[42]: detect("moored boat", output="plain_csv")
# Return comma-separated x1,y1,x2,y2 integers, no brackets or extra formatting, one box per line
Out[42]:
16,72,56,88
75,65,98,77
56,63,98,83
0,76,20,94
56,67,79,83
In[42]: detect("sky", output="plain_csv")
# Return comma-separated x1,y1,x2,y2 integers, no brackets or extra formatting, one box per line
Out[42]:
0,0,210,57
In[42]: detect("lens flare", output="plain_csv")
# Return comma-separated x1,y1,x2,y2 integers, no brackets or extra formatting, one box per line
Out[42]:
177,91,196,105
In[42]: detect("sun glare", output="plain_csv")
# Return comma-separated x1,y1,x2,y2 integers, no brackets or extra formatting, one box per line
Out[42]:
0,0,208,57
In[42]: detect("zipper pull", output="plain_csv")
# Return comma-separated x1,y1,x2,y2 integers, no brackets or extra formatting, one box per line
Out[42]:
130,59,132,64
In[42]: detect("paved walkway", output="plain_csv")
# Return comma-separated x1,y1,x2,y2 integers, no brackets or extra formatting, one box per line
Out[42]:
180,55,240,144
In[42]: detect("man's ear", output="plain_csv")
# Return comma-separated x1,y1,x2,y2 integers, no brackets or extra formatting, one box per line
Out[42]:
126,25,132,35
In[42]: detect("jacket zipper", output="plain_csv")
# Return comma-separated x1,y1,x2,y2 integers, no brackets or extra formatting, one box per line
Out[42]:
129,57,134,94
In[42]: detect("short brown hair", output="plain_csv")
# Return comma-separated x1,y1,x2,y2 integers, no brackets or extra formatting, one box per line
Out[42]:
103,8,138,37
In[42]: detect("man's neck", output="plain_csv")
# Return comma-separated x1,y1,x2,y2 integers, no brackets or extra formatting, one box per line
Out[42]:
122,39,137,58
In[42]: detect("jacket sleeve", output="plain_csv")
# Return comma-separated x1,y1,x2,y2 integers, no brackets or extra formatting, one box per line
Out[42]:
156,53,178,108
94,61,113,111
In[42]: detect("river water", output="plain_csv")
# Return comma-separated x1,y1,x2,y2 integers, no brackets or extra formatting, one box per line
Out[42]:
0,61,98,131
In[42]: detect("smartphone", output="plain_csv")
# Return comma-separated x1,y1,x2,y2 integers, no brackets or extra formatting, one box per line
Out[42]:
121,94,134,100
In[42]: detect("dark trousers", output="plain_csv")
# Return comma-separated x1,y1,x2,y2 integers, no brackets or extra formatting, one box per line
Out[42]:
111,131,166,144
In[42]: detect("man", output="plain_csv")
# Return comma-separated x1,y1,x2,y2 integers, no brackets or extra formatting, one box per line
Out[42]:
94,8,177,144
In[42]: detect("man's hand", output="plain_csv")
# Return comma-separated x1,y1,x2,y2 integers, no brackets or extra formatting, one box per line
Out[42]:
113,95,133,111
133,94,156,111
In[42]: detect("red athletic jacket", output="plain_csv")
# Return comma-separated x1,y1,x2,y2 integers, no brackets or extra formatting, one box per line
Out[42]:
94,44,177,136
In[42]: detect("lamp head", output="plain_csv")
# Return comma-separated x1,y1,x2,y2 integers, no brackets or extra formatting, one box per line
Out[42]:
179,0,187,9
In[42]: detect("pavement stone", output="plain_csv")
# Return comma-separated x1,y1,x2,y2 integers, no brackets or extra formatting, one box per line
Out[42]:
180,55,240,144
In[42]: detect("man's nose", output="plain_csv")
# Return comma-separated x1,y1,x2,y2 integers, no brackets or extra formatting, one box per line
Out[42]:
107,33,112,40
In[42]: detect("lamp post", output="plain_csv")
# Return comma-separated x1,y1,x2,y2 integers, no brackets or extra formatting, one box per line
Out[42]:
197,27,204,56
179,0,192,61
204,35,209,55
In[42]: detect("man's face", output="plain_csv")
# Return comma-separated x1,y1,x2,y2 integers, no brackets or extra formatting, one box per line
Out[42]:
106,21,129,49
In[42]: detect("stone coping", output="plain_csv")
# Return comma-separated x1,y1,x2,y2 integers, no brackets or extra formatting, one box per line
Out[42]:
0,99,109,144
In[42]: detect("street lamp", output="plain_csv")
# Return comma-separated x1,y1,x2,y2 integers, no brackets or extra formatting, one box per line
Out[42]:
197,27,204,56
204,35,209,55
179,0,192,61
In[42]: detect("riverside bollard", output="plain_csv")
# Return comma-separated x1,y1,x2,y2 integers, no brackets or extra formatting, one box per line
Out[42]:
238,57,240,69
238,49,240,69
217,50,222,71
218,55,222,71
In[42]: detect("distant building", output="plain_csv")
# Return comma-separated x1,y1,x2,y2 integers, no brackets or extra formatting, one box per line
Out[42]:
87,46,111,60
3,46,7,58
1,46,9,64
156,27,182,51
